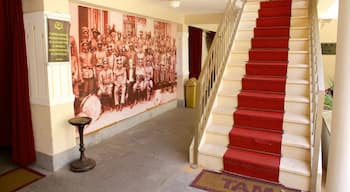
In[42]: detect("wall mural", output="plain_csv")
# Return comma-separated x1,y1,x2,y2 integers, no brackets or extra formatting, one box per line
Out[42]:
70,3,178,134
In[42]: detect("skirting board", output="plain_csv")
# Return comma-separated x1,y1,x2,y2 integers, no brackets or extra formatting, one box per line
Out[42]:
35,100,178,171
35,147,79,171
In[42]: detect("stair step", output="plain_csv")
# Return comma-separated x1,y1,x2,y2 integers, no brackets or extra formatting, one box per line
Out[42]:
251,37,289,48
224,148,280,182
231,50,309,64
233,38,309,52
234,109,284,131
239,17,309,29
246,61,288,76
279,157,311,191
280,157,310,176
284,112,309,125
257,17,291,27
282,133,310,149
259,7,292,18
254,26,290,37
249,49,289,61
285,95,309,103
260,0,291,8
198,143,226,171
242,75,287,93
243,7,308,18
205,123,310,161
198,143,311,191
238,91,285,111
224,67,309,85
235,26,309,39
229,127,282,154
206,123,311,149
207,124,232,135
221,75,309,97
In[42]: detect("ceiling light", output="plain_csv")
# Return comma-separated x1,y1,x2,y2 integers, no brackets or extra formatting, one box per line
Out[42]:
169,0,181,8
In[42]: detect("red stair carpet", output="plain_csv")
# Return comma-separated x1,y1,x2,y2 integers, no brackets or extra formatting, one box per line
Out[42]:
223,0,292,183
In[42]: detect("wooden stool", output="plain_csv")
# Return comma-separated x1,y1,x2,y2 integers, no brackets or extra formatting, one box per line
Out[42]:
68,116,96,172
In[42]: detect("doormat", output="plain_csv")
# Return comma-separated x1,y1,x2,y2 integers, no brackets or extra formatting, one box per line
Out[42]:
190,170,301,192
0,167,45,192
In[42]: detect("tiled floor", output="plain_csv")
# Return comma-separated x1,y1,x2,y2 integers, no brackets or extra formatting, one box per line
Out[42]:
19,108,204,192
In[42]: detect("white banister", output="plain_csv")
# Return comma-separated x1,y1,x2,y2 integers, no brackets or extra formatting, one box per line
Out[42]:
192,0,245,166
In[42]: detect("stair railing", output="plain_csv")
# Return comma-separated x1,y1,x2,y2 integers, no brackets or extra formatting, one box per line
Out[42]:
309,0,325,191
192,0,245,166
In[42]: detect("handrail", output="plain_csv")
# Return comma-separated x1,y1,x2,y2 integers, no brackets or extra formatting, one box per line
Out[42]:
309,0,325,191
192,0,245,166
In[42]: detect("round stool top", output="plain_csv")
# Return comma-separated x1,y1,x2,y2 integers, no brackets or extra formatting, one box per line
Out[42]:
68,116,92,127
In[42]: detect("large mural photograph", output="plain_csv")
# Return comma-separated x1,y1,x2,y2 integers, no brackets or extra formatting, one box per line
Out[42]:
70,4,178,134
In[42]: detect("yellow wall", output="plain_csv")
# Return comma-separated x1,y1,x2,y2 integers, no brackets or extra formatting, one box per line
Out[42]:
319,19,338,88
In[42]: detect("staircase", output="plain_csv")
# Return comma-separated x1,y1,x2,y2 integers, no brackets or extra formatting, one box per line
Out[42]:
193,0,313,191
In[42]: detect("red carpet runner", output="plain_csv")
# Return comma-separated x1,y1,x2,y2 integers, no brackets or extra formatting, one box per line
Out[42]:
223,0,292,182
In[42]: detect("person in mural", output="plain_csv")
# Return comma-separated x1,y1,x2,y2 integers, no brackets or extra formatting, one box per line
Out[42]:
126,57,136,108
97,58,114,111
144,54,154,101
81,26,90,46
70,35,82,115
71,4,178,133
133,50,146,103
159,47,167,91
95,39,106,84
80,40,96,96
90,28,101,52
106,43,117,70
113,55,127,111
153,47,161,89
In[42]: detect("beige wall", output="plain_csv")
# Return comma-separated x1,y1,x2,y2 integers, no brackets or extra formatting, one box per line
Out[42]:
22,0,225,171
319,19,338,88
185,13,223,25
73,0,184,23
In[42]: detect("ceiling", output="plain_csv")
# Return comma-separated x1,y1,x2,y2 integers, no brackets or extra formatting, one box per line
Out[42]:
144,0,228,14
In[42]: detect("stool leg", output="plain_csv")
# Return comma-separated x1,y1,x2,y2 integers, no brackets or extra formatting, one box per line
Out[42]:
70,124,96,172
78,125,86,161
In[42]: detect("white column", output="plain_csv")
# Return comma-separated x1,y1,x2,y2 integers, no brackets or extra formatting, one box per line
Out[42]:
326,0,350,191
176,24,189,106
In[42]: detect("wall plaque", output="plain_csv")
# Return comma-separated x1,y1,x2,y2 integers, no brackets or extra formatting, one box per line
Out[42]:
321,43,336,55
47,18,70,62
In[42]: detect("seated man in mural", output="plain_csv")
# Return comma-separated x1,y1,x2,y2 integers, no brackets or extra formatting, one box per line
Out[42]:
133,51,146,103
144,56,154,101
80,40,96,96
126,58,136,108
113,56,127,111
97,58,114,111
